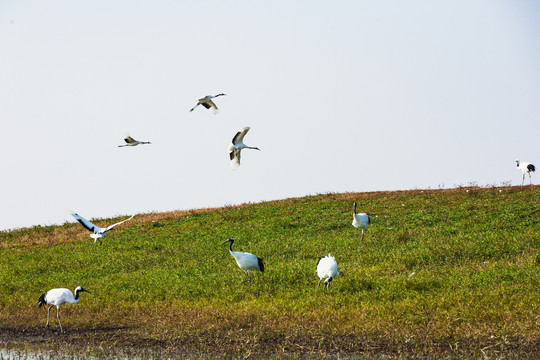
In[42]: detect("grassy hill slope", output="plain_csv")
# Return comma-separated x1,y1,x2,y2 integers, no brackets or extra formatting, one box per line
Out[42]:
1,186,539,358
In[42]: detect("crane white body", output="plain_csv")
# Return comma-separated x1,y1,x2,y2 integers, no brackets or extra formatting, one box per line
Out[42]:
38,286,90,333
190,93,226,113
352,202,370,241
71,213,134,248
317,254,338,290
118,136,151,147
516,159,535,185
228,127,260,169
222,237,264,283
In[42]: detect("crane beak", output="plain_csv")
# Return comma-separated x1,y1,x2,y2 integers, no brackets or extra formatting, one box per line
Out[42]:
221,238,233,245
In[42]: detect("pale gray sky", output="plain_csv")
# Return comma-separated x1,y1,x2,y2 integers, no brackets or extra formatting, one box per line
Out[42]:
1,1,538,230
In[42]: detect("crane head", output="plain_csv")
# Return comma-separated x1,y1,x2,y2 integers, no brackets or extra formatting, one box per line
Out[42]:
75,286,91,294
222,237,235,245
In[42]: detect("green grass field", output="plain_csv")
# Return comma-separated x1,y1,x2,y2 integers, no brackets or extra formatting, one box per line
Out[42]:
1,186,539,358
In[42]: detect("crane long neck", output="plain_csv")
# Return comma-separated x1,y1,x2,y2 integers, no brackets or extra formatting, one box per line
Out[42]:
73,289,81,301
228,240,234,252
62,291,81,305
353,203,357,215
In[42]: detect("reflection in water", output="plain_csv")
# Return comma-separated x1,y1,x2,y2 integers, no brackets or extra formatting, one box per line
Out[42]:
0,345,173,360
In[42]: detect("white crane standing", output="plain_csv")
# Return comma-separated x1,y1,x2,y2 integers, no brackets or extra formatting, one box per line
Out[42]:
317,254,339,290
228,127,260,169
352,202,370,241
71,213,134,249
516,159,535,185
118,136,151,147
190,93,226,113
222,237,264,283
38,286,90,333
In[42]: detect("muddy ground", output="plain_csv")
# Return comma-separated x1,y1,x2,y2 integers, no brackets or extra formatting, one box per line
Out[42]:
1,326,539,359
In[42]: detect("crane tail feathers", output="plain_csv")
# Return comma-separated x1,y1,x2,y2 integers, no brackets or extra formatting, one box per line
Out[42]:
230,150,241,169
38,293,47,307
528,164,536,172
257,257,264,272
231,160,240,170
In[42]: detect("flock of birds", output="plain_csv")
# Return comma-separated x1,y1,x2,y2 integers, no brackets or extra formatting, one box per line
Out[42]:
36,93,272,333
36,93,535,333
38,200,371,333
118,94,260,169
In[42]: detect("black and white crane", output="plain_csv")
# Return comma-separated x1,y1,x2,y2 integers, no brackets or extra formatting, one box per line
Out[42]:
228,127,260,169
118,136,151,147
222,237,264,283
352,202,370,241
190,93,226,113
516,159,535,185
71,213,134,249
38,286,90,333
316,254,339,290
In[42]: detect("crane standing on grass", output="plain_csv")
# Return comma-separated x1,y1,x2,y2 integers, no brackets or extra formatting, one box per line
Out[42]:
38,286,90,333
317,254,339,290
516,159,535,185
352,202,370,241
222,237,264,283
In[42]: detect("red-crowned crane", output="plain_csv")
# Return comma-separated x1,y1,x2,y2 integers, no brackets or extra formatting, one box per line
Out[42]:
317,253,339,290
71,213,134,249
352,202,370,241
190,93,226,113
228,127,260,169
222,237,264,283
38,286,90,333
118,136,151,147
516,159,535,185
